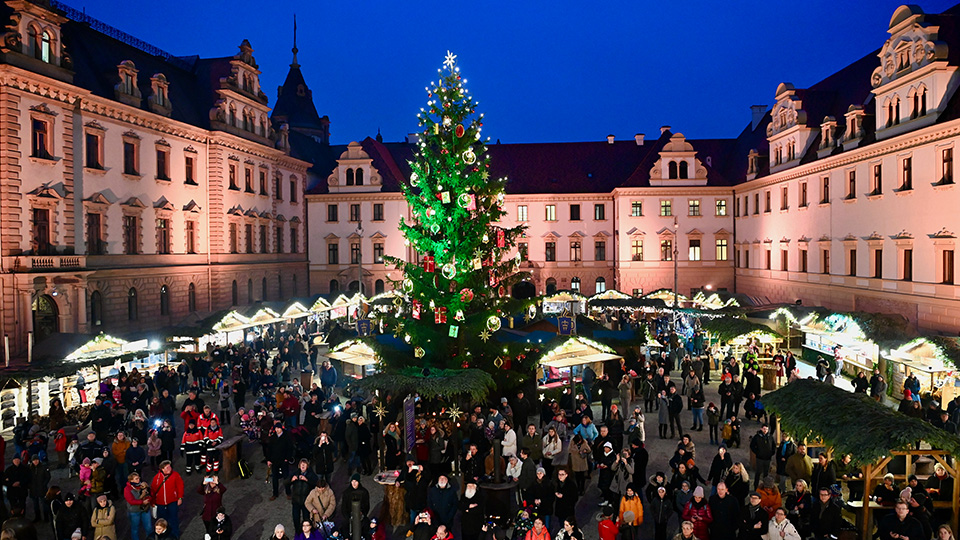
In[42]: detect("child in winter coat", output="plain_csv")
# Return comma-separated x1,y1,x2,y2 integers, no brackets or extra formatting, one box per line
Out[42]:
78,458,92,497
147,430,162,469
67,437,80,476
706,403,721,445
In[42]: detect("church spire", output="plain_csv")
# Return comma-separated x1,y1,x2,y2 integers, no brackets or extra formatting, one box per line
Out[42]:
291,14,299,67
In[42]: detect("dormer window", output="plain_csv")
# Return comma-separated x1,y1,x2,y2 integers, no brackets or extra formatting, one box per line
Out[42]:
36,30,51,62
149,74,172,116
910,85,927,119
115,61,142,106
897,45,911,70
668,161,678,179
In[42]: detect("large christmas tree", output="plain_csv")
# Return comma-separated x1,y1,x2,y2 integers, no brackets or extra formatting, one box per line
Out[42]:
383,51,529,373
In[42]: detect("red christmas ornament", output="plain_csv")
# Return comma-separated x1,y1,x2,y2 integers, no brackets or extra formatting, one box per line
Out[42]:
497,229,505,248
455,124,465,138
412,300,422,320
460,288,475,302
435,307,447,324
422,256,435,273
489,270,498,287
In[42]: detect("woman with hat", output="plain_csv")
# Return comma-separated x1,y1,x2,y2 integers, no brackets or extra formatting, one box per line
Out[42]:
207,507,233,540
681,486,713,540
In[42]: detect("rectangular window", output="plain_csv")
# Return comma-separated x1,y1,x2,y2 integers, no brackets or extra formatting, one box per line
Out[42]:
943,148,954,184
86,213,103,255
244,168,254,192
274,174,282,200
822,249,831,274
185,155,196,185
228,163,238,190
570,204,581,221
545,241,556,262
595,240,606,261
350,204,361,222
85,133,101,169
744,250,750,269
874,249,883,278
244,224,253,253
631,240,643,261
715,200,727,216
517,205,528,222
373,203,384,221
734,198,740,217
902,157,913,190
764,191,771,213
781,249,788,271
229,223,238,253
849,249,857,276
903,249,913,281
328,243,339,264
351,242,363,263
660,200,672,216
123,141,138,175
570,241,582,262
123,215,139,255
259,171,268,195
185,221,196,254
374,243,384,263
765,249,772,270
688,199,701,216
631,201,643,217
290,179,298,202
156,218,170,254
821,176,830,203
290,227,299,253
781,186,789,210
594,203,605,220
743,196,749,216
754,193,760,214
156,148,169,180
799,182,808,207
847,170,856,199
800,249,808,273
944,250,955,284
31,119,51,159
689,239,701,261
661,239,673,261
259,224,267,253
872,164,882,194
328,204,338,222
276,226,284,253
545,205,556,221
32,208,50,253
518,242,528,261
716,239,728,261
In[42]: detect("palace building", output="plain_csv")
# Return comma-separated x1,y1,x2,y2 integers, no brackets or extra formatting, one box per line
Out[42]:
0,0,310,356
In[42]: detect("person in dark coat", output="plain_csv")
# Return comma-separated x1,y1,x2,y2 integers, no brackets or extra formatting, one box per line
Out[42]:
649,485,674,540
513,391,531,429
810,487,845,540
553,468,579,526
4,455,30,510
708,482,740,540
266,424,296,500
27,455,50,522
341,474,371,535
877,500,925,540
524,468,555,526
810,453,837,495
400,460,431,522
289,459,319,528
427,475,459,528
313,432,336,483
206,507,233,540
741,492,768,540
54,493,88,540
460,482,485,540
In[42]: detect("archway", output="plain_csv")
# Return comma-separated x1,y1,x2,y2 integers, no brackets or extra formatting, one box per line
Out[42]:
348,280,360,293
32,294,59,343
545,278,557,295
512,281,536,300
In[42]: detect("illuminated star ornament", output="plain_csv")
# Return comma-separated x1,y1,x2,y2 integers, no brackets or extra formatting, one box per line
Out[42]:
479,329,491,342
374,403,388,420
443,50,458,70
446,405,462,421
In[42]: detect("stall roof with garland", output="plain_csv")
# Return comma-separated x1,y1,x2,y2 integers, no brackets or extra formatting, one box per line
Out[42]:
890,337,960,369
701,316,781,343
539,336,622,368
764,378,960,464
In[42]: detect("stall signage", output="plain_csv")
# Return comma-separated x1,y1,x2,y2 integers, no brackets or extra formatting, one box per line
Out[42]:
403,396,416,453
558,317,575,335
356,319,372,336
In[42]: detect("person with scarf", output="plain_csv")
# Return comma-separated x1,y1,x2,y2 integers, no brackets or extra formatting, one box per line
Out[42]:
124,471,152,540
682,486,713,540
650,486,674,540
764,507,801,540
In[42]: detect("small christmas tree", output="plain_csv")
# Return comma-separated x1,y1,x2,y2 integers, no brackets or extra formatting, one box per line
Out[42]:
383,51,528,371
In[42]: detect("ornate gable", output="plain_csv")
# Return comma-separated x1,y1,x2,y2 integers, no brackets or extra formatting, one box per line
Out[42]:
327,141,382,194
649,133,708,186
766,83,817,173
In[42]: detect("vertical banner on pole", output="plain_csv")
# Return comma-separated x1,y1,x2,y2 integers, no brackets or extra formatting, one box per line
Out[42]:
403,396,416,454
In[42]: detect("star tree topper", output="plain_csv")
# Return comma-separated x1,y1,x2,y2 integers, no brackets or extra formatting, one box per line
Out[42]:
443,50,458,70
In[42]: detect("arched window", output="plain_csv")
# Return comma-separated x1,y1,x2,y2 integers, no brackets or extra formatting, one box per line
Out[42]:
159,285,169,316
90,291,103,328
679,161,689,179
570,277,581,292
595,277,606,294
262,277,268,301
247,279,253,303
375,279,385,295
920,86,927,117
886,99,895,128
188,283,196,313
228,106,236,127
545,278,557,295
668,161,678,179
355,168,364,186
40,31,51,63
348,280,360,292
346,168,355,186
330,279,340,293
32,294,59,342
231,280,238,306
128,288,138,321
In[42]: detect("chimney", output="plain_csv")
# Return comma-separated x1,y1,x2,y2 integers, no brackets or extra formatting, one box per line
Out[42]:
635,133,644,145
660,126,671,135
750,105,767,130
607,134,615,144
406,133,421,144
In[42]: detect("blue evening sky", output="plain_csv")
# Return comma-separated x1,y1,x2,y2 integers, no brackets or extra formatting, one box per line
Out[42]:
65,0,957,144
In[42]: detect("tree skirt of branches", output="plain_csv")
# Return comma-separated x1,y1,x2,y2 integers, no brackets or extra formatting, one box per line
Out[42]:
764,378,960,464
355,367,496,402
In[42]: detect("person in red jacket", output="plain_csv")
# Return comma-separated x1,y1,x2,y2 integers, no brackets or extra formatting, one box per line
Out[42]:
198,405,217,431
598,508,618,540
202,419,224,475
280,390,301,429
150,460,184,538
181,420,204,475
681,486,713,540
180,404,200,429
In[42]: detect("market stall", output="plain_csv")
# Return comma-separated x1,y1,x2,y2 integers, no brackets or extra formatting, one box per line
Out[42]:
799,313,880,376
883,337,959,399
325,339,378,380
542,291,587,315
537,336,621,392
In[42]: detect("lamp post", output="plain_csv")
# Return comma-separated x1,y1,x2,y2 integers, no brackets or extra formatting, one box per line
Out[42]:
356,222,364,298
673,216,679,333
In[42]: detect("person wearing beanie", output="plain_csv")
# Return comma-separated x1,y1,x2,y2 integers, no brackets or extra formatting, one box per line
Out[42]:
55,493,88,540
757,476,782,519
681,485,712,540
598,509,618,540
207,506,233,540
618,483,644,533
341,473,370,537
649,485,673,540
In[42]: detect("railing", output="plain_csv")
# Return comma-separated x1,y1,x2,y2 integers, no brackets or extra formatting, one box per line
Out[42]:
51,1,194,72
6,256,87,271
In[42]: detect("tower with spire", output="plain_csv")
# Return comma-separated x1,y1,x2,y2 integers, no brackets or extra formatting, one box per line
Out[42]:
271,15,330,144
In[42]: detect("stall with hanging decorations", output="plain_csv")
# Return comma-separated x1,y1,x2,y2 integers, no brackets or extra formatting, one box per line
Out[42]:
883,337,960,399
542,291,587,315
537,336,622,392
798,313,882,376
325,339,379,380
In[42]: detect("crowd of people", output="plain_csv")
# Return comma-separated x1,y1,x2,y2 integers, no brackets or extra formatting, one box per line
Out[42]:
0,323,956,540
